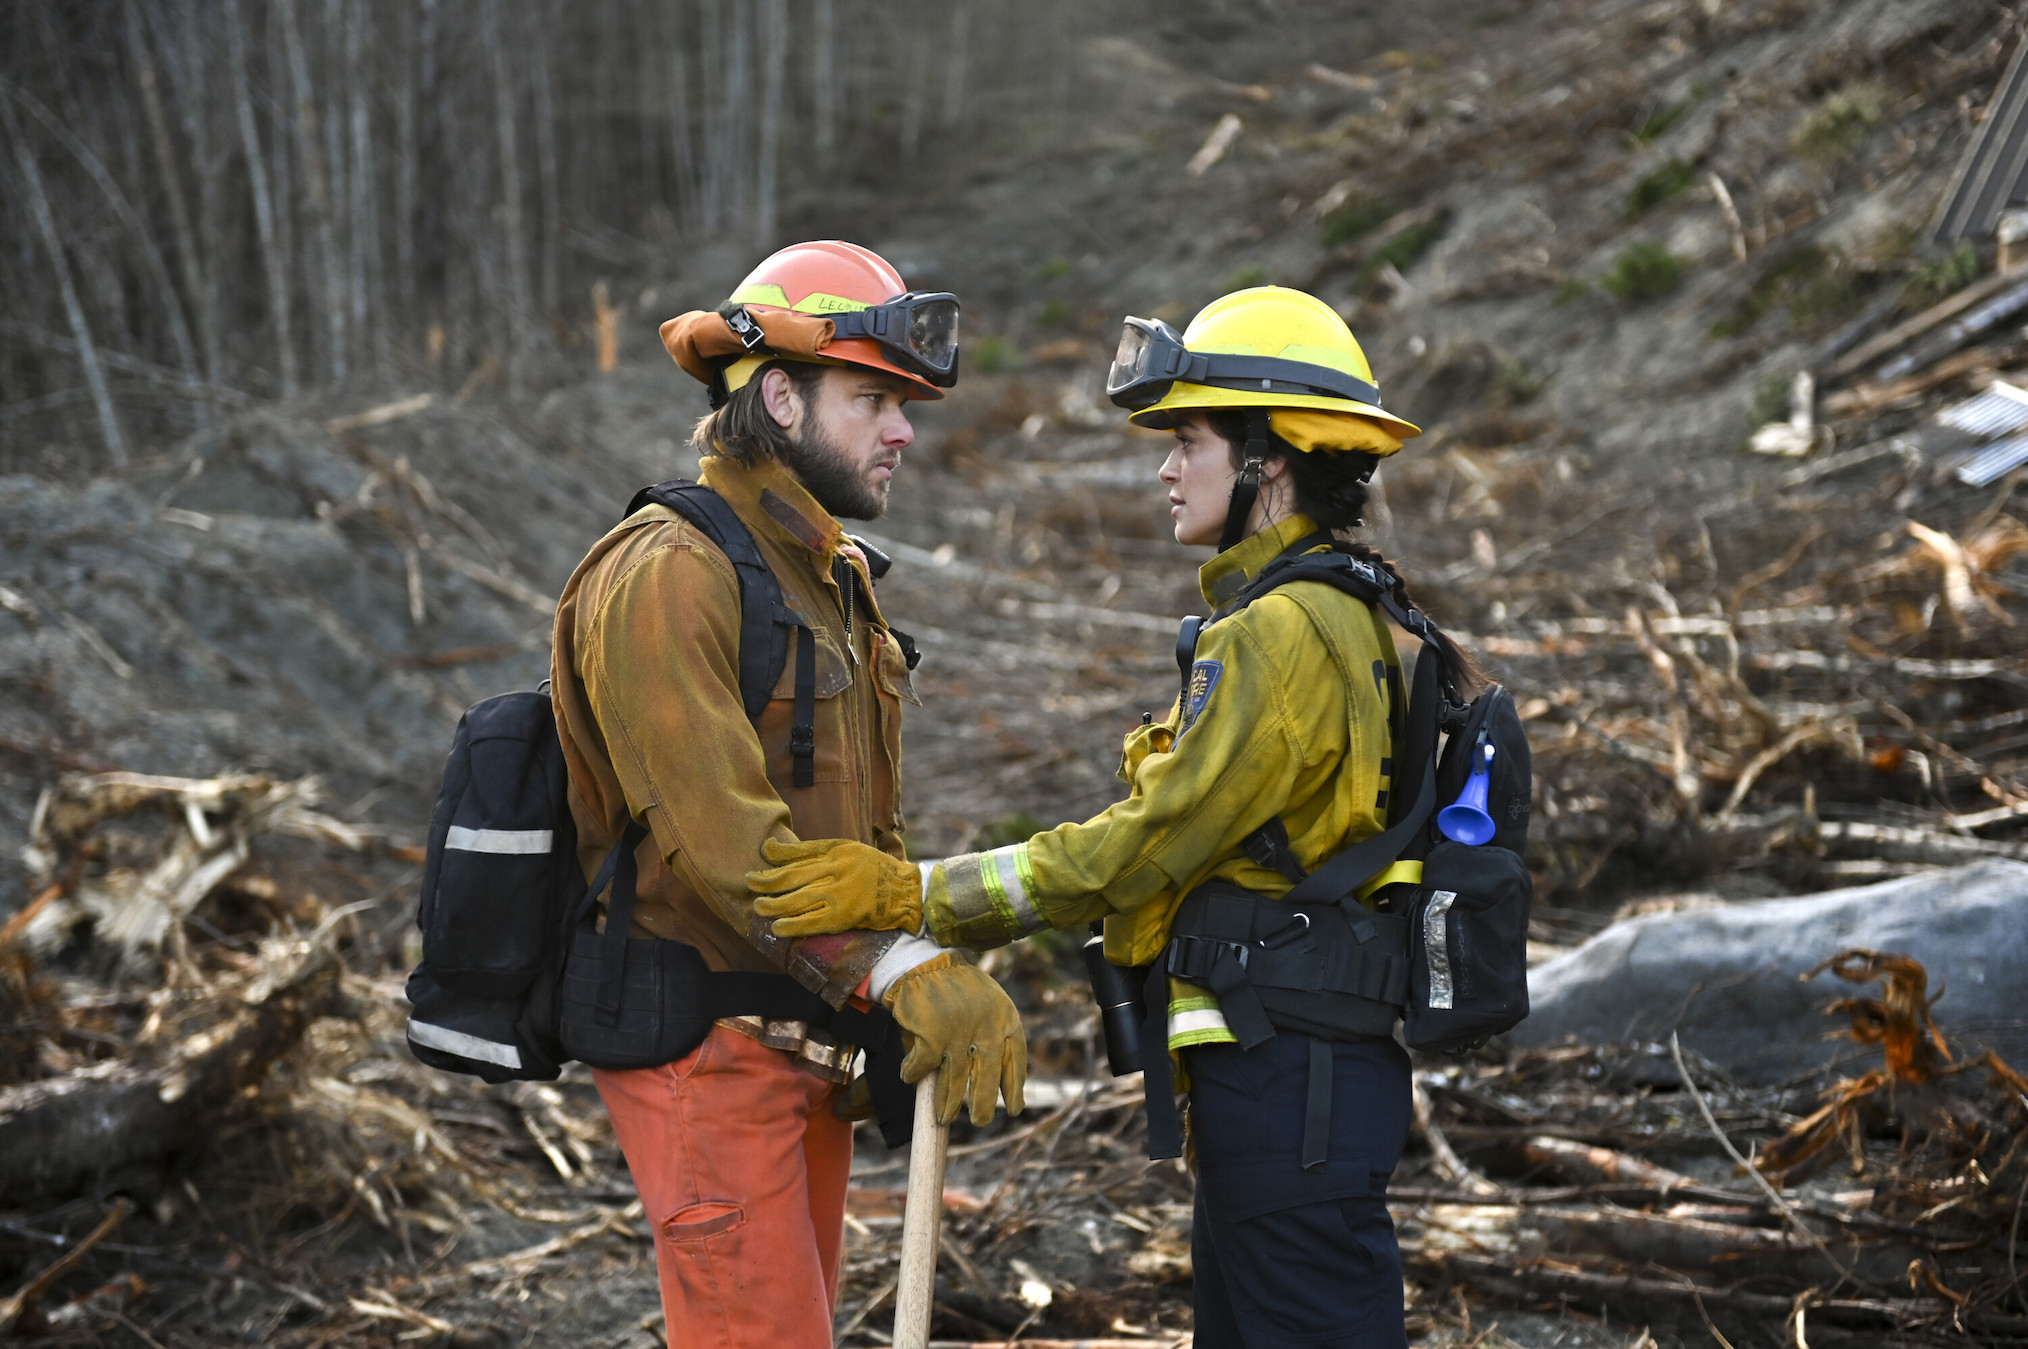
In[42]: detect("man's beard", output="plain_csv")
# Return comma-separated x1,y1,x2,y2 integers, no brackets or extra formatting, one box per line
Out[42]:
781,421,889,521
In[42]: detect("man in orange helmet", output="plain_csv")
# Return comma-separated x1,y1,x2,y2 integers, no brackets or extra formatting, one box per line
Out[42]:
550,241,1026,1348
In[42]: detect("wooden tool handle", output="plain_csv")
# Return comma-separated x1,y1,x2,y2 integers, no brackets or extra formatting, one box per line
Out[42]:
891,1072,949,1349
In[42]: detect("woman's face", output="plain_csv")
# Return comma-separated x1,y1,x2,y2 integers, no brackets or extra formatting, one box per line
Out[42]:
1159,413,1240,547
1157,412,1288,547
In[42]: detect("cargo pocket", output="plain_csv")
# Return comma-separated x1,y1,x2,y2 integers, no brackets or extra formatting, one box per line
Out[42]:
662,1200,745,1242
658,1199,751,1327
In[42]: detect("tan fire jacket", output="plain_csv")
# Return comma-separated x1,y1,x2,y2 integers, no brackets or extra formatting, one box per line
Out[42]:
550,452,919,1020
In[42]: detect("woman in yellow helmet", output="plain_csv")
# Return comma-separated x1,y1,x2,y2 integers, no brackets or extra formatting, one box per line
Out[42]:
750,286,1477,1349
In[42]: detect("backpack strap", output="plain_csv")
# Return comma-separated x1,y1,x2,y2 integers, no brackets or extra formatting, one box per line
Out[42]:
1190,533,1451,895
630,480,818,786
1243,816,1308,884
591,820,650,1028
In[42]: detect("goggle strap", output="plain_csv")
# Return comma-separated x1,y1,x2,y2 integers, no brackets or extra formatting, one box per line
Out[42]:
1193,355,1382,407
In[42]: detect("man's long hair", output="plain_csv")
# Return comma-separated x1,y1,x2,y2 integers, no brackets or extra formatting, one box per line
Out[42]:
689,360,828,464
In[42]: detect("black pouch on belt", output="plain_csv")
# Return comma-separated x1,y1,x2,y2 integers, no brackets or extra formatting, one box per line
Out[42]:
557,823,917,1145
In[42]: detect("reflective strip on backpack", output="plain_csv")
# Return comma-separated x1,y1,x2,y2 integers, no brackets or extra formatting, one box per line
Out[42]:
407,1018,523,1069
1424,891,1457,1010
445,826,554,855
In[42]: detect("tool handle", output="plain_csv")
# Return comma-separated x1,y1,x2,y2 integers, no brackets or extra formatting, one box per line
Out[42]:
892,1072,948,1349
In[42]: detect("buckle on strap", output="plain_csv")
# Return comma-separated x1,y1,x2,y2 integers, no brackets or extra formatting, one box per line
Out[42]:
1167,932,1249,979
723,305,770,354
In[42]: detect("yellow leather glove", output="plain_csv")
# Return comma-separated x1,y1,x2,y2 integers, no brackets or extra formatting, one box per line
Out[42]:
748,837,923,938
884,952,1027,1126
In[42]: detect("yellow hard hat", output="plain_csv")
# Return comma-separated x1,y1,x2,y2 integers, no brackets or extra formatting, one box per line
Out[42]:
1107,286,1420,442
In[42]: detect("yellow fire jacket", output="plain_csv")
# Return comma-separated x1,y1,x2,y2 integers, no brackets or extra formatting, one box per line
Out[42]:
550,453,918,1027
921,513,1402,1048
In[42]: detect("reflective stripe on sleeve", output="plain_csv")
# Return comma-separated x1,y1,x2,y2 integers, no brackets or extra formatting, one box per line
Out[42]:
981,844,1047,935
444,826,554,855
1167,992,1237,1050
940,844,1048,942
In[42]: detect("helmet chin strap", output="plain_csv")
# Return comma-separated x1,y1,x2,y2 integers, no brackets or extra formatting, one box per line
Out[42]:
1218,408,1273,553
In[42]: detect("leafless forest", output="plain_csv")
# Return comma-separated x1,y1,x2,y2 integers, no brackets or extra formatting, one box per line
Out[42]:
0,0,1079,463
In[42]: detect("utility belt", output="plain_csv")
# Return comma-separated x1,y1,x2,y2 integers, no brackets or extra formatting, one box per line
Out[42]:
1111,879,1407,1170
556,822,915,1145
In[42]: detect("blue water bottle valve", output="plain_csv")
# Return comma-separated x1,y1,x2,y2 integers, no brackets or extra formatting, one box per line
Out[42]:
1437,740,1497,846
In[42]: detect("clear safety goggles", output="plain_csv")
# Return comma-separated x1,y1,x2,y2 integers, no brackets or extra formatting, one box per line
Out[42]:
1105,316,1384,412
830,292,961,387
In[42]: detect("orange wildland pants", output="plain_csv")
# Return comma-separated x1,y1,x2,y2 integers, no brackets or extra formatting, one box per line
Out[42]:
594,1025,854,1349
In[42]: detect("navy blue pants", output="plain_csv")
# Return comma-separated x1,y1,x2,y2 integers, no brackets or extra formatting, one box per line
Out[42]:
1185,1033,1412,1349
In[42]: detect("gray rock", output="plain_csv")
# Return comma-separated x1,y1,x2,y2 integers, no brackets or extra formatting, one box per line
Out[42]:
1509,861,2028,1085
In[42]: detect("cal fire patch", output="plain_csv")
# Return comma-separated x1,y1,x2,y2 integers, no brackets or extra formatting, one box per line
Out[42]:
1179,659,1223,736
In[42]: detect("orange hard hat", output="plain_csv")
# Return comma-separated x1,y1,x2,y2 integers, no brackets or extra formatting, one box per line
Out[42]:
718,240,949,401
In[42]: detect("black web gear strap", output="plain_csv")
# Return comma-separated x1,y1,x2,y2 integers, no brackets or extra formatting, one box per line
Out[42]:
628,480,818,784
1216,408,1274,554
786,603,817,787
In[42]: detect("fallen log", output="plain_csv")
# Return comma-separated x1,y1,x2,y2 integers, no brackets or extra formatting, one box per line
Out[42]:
1827,269,2023,379
1821,338,2025,418
0,958,340,1202
1406,1248,2028,1335
1389,1183,1940,1237
1515,1136,1695,1190
1526,1205,1906,1283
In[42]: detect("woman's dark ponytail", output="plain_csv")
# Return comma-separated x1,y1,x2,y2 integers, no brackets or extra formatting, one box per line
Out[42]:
1207,408,1483,695
1337,541,1485,696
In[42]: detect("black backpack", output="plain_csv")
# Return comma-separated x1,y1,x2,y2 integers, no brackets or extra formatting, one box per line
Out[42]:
404,481,914,1138
1132,535,1533,1162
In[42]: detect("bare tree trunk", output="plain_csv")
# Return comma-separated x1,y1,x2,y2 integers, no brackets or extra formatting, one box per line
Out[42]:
343,0,383,379
417,0,444,363
393,0,417,326
276,0,343,385
4,78,205,420
167,1,226,390
2,81,127,464
755,0,786,247
669,2,700,232
812,0,836,155
726,0,752,233
124,0,219,389
941,0,972,130
225,0,297,398
636,0,663,216
698,0,724,234
530,0,562,322
485,5,532,399
321,0,351,383
266,5,296,382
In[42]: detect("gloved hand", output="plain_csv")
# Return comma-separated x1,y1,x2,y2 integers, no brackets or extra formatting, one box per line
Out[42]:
748,837,922,938
883,952,1027,1126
